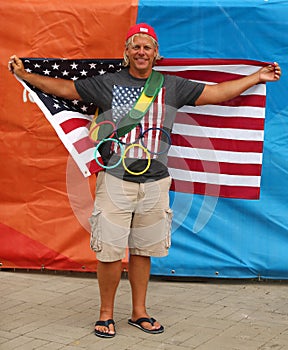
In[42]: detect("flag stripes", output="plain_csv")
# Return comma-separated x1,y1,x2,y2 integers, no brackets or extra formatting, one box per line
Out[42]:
18,58,267,199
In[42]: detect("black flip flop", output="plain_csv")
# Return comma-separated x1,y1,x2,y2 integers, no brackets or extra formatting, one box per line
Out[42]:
94,319,116,338
128,317,164,334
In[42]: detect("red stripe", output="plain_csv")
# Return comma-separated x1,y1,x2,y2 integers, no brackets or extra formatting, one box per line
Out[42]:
158,58,268,67
167,157,262,176
170,179,260,199
60,118,90,134
162,69,246,83
170,134,264,153
87,158,103,174
175,112,265,130
73,136,94,153
218,94,266,108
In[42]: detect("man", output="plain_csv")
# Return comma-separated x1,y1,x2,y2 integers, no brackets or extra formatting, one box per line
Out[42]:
9,23,281,338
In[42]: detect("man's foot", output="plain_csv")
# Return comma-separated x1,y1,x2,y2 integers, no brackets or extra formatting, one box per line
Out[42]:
128,317,164,334
94,319,116,338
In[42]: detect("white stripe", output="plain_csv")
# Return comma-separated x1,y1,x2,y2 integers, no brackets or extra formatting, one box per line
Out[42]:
179,105,265,118
172,124,264,141
145,105,154,157
168,146,262,164
169,168,261,187
187,80,267,98
240,84,266,96
152,89,163,156
74,146,95,163
48,110,92,123
66,126,90,142
125,127,138,158
189,82,266,96
155,64,261,75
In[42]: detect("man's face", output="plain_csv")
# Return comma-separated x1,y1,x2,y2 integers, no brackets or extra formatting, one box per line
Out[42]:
126,35,158,78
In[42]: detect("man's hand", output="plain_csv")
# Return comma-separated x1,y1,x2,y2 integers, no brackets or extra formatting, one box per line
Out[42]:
258,62,281,83
8,55,27,80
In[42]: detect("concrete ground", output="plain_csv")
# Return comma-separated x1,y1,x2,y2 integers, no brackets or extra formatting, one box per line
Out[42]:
0,270,288,350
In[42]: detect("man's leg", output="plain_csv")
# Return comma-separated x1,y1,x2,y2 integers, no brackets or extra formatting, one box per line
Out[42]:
95,260,122,335
128,254,162,331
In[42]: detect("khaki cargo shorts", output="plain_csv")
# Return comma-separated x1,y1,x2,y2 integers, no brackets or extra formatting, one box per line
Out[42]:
89,172,173,262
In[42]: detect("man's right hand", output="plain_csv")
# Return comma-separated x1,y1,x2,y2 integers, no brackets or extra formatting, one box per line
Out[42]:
8,55,27,79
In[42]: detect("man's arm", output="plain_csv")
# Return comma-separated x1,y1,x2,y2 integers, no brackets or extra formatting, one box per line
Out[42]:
8,55,81,100
195,62,281,106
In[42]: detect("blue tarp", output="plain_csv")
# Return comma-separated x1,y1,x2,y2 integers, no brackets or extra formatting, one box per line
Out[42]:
137,0,288,278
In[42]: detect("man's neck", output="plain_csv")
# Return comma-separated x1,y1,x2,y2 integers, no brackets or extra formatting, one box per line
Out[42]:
129,67,152,79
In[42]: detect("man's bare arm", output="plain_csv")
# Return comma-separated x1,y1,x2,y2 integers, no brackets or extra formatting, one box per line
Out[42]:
8,55,81,100
196,62,281,106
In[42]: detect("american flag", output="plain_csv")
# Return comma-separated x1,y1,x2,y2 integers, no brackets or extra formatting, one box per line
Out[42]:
17,58,267,199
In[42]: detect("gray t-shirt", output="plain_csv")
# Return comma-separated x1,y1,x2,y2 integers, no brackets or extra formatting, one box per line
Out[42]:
75,68,205,183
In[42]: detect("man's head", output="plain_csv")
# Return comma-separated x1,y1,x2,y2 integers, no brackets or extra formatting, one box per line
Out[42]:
123,23,162,78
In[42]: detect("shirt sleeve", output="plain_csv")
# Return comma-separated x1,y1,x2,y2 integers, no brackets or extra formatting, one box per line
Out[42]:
174,75,205,108
74,74,108,106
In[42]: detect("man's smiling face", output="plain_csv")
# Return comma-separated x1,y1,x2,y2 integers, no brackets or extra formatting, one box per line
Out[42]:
126,34,158,79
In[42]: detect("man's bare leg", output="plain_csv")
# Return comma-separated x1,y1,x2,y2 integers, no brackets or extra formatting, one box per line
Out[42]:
95,260,122,335
128,255,162,331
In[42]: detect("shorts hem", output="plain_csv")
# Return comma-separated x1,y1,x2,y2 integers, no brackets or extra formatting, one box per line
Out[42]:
95,252,126,263
129,248,169,258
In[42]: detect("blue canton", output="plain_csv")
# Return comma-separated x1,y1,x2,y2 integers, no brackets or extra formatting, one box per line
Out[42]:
112,85,143,122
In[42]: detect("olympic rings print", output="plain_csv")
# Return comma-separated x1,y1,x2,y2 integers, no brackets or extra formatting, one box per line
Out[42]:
91,120,171,175
140,127,171,155
122,144,151,176
94,138,124,169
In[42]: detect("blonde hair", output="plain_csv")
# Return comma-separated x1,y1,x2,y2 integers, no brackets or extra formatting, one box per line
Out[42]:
122,33,162,67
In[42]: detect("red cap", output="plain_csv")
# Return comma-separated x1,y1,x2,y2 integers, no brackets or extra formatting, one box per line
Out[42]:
125,23,158,42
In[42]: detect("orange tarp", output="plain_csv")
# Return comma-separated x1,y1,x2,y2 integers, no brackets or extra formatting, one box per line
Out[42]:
0,0,138,271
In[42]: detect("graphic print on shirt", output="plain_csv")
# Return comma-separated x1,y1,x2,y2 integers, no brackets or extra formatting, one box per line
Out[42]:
111,85,167,159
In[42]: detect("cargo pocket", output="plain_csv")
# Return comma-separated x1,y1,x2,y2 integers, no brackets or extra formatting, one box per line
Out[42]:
164,208,173,248
88,209,102,252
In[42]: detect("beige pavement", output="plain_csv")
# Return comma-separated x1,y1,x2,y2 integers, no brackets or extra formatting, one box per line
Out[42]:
0,270,288,350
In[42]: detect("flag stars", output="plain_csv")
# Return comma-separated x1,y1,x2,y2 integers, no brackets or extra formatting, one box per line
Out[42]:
70,62,78,69
80,70,88,76
53,103,60,109
34,63,41,68
43,69,51,75
98,69,106,75
89,63,97,69
62,70,69,76
71,76,78,81
72,100,79,105
52,63,60,70
81,105,88,112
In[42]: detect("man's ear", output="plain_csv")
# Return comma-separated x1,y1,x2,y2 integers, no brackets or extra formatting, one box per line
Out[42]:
154,47,159,58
